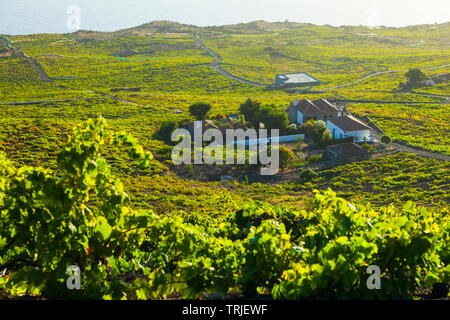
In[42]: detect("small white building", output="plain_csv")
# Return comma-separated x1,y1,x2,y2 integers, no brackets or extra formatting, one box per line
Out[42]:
327,115,373,143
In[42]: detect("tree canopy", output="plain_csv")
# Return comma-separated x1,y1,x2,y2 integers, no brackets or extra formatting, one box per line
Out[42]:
239,98,261,127
257,104,289,131
189,102,212,120
405,68,428,87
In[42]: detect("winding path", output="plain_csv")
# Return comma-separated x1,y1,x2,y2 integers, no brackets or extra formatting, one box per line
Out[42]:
1,35,53,82
328,98,448,105
354,117,450,162
194,35,270,87
321,64,450,91
389,142,450,162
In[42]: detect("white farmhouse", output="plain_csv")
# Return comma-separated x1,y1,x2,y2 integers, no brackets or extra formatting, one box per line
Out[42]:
327,115,373,143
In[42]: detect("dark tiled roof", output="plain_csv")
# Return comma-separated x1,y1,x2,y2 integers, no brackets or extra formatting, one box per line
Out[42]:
313,98,339,113
292,99,322,115
292,99,339,115
327,143,367,157
328,115,371,132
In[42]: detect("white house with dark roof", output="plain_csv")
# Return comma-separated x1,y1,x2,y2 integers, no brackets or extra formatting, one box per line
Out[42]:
326,115,373,143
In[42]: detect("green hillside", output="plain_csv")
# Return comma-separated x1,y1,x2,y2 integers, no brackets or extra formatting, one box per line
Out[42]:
0,20,448,300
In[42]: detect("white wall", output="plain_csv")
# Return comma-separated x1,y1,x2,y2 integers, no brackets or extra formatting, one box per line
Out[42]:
278,134,305,143
327,122,371,142
327,122,345,139
297,111,304,124
234,134,304,146
346,130,371,142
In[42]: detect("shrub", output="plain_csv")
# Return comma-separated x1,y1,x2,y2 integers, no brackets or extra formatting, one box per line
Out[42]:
308,154,322,163
278,146,296,170
381,135,392,144
299,168,318,181
311,121,328,146
361,143,376,153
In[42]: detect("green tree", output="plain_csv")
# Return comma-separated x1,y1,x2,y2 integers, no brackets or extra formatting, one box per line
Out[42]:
257,105,289,130
405,68,427,87
311,120,327,146
239,98,261,127
189,102,212,120
155,120,179,145
300,120,314,139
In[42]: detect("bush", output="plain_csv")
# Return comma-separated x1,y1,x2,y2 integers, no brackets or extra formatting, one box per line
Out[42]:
299,168,318,181
361,143,376,153
277,146,296,170
381,135,392,144
321,129,333,147
308,154,322,163
405,68,428,87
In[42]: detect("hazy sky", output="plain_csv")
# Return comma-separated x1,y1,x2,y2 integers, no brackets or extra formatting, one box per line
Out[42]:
1,0,449,34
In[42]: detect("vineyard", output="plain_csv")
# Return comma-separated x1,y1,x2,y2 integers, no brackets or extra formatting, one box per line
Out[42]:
289,153,450,208
0,20,449,300
348,103,450,155
0,118,448,300
203,24,450,90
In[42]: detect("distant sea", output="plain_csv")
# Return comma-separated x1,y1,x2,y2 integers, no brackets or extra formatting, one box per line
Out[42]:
1,0,449,35
0,0,157,35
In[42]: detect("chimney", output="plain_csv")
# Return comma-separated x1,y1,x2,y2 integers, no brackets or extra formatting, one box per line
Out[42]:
294,98,298,106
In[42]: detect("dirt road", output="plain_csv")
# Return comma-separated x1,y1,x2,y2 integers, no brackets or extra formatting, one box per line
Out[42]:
195,35,270,87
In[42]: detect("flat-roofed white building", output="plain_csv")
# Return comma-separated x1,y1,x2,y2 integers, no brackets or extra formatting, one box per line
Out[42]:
275,72,321,89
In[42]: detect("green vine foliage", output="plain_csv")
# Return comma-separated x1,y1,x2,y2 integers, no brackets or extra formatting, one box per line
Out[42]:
0,118,448,300
0,117,153,299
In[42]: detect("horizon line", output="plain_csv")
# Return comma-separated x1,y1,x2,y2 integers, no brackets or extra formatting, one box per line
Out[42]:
2,19,449,36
